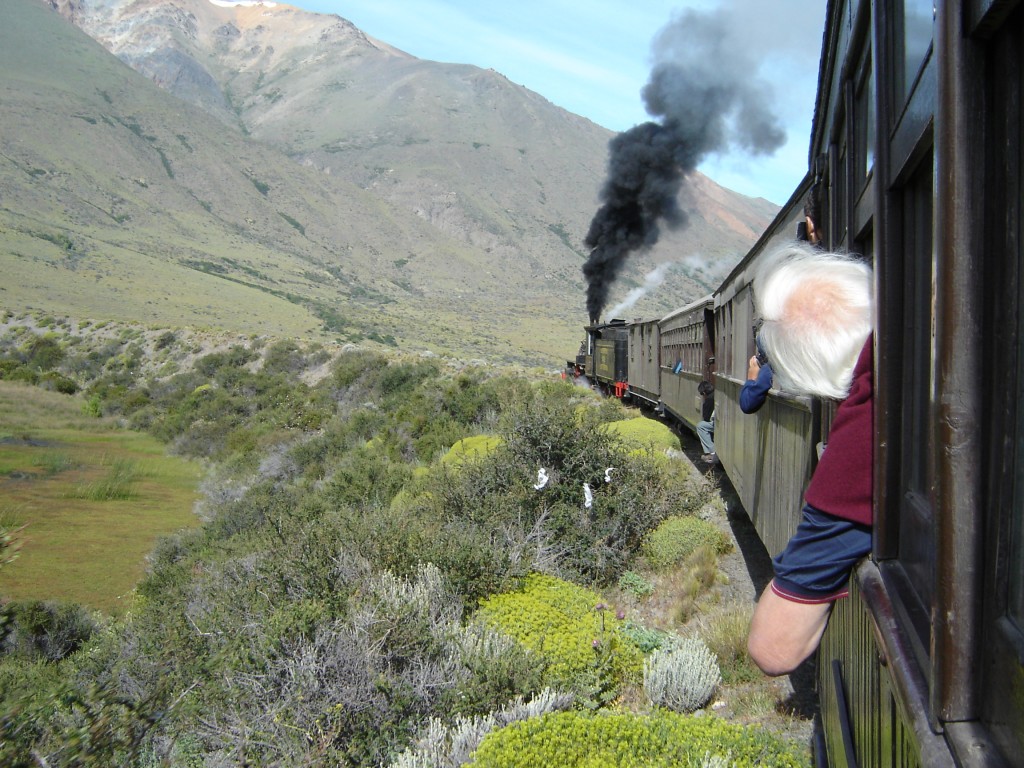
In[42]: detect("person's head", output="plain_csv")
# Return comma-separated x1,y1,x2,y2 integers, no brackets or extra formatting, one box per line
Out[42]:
753,242,872,399
698,380,714,397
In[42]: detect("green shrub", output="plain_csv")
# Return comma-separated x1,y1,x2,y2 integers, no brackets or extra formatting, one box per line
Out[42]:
193,345,257,377
618,570,654,598
38,371,78,394
617,620,672,654
331,349,390,390
262,339,305,374
441,435,503,467
0,667,165,767
427,394,677,584
465,708,811,767
1,600,100,662
602,417,679,453
391,688,572,768
643,515,731,571
0,359,23,379
375,359,442,405
81,393,103,418
438,370,509,426
474,574,641,706
643,637,721,712
443,624,548,717
4,366,37,385
23,335,64,371
320,442,415,509
154,330,177,350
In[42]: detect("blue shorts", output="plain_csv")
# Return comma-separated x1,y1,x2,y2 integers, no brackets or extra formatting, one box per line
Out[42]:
771,505,872,604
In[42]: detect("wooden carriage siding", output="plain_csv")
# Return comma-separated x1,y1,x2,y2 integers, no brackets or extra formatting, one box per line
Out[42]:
818,565,947,768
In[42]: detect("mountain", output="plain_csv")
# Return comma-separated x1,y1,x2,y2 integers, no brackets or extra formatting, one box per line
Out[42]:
2,0,777,365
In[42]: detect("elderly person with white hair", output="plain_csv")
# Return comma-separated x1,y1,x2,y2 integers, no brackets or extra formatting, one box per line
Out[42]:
746,242,874,677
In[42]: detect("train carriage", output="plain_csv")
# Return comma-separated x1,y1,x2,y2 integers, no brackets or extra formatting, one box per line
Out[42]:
626,317,661,407
658,296,715,434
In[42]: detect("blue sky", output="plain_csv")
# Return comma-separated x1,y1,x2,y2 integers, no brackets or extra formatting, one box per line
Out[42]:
292,0,827,205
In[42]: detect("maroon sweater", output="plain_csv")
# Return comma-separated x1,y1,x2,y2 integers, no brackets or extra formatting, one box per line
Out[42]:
804,336,874,525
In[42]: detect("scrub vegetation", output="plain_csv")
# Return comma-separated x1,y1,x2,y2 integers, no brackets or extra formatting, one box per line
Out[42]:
0,316,810,767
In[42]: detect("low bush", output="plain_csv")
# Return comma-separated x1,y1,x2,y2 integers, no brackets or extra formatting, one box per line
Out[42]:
618,569,654,598
1,600,100,662
465,708,811,767
474,574,641,706
443,624,548,718
390,688,573,768
617,620,672,654
672,545,722,624
440,435,503,467
643,514,732,571
643,637,721,713
38,371,77,394
426,393,678,585
602,417,679,453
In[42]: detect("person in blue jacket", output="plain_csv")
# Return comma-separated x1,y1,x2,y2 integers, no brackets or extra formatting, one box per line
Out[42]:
740,333,773,414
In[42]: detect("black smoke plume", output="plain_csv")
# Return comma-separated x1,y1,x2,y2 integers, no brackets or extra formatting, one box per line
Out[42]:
583,6,786,323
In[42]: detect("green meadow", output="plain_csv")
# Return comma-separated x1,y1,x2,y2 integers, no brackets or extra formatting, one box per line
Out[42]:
0,381,202,614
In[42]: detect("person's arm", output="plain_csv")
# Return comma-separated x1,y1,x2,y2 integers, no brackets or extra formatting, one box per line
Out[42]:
747,582,831,676
747,355,761,381
739,362,773,414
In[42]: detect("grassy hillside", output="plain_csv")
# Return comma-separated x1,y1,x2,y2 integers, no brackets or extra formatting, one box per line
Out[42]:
0,0,581,362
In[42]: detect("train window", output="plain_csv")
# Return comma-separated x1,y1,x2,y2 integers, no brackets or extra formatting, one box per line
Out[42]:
1012,180,1024,633
896,0,934,108
832,126,849,249
895,158,936,651
1013,411,1024,632
855,51,875,184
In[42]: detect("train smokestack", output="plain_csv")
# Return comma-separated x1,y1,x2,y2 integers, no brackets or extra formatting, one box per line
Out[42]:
583,6,786,323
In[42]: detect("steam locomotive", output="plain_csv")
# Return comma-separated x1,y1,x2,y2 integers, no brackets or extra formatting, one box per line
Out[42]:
572,2,1023,765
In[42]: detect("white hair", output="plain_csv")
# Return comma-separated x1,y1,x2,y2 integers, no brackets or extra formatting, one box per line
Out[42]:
753,242,873,400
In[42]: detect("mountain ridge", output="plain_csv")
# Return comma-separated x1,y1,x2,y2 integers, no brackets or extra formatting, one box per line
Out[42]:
1,0,778,365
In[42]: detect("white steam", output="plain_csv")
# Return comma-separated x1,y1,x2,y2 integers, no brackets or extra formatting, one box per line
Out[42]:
605,257,702,319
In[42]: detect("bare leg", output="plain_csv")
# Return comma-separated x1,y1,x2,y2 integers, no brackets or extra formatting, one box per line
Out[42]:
748,580,832,676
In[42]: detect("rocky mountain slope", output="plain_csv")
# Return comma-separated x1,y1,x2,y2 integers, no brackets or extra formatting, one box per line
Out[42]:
2,0,777,365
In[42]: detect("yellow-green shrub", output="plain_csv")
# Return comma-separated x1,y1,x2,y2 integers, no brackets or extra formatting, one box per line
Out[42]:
466,708,811,767
441,435,504,467
601,418,679,453
474,574,642,701
643,515,731,571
